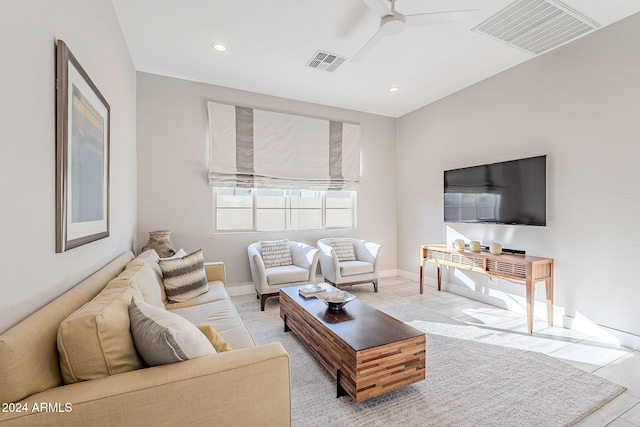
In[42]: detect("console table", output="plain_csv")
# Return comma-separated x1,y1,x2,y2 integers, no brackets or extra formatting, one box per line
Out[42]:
419,244,554,334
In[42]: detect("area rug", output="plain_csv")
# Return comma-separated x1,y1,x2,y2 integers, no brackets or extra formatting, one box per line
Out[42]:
235,287,625,427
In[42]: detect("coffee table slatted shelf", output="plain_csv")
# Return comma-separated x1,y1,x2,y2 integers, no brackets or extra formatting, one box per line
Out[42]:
279,285,426,402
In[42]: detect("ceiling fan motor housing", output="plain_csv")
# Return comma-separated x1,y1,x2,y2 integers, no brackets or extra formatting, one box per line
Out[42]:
380,14,406,35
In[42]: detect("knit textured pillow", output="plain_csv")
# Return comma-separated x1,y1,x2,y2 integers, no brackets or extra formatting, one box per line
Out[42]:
159,249,209,303
260,239,293,268
329,238,356,262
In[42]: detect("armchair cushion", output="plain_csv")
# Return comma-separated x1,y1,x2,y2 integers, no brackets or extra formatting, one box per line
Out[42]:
266,265,310,286
339,260,374,277
329,238,356,262
260,239,293,268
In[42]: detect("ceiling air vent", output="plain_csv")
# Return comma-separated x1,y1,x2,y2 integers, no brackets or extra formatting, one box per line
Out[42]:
306,50,347,72
473,0,599,55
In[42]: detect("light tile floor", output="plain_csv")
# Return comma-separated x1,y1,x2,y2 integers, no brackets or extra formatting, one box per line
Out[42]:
380,277,640,427
233,276,640,426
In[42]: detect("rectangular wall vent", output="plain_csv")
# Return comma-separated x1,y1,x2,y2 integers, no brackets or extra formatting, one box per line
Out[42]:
473,0,600,55
306,50,347,72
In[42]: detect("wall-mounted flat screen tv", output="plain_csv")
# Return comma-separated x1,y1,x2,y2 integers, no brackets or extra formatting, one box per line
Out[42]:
444,155,546,226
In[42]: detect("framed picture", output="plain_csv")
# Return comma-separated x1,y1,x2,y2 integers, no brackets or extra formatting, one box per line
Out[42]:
55,40,110,252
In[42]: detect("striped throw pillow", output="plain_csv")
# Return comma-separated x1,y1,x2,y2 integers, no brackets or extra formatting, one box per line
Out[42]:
159,249,209,302
329,238,356,262
260,239,293,268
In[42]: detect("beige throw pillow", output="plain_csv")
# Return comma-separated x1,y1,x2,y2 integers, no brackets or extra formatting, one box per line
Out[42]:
129,297,216,366
159,249,209,303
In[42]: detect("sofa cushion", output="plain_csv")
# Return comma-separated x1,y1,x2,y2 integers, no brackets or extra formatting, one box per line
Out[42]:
129,297,216,366
265,265,309,285
111,260,164,308
57,279,144,384
197,324,232,352
0,251,134,404
339,260,374,277
159,249,209,303
170,299,244,333
218,326,256,350
135,249,167,303
260,239,292,268
329,238,356,262
165,281,229,310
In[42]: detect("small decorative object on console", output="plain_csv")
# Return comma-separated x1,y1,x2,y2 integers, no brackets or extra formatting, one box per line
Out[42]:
316,291,356,310
454,239,465,250
469,241,481,252
490,243,502,255
298,284,327,299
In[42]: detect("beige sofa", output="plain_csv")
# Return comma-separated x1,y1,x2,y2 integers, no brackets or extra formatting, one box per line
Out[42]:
0,250,291,426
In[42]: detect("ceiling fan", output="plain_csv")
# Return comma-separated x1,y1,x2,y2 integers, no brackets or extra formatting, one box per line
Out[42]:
352,0,478,62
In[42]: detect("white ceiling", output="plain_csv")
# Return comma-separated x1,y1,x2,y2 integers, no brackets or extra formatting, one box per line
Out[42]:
111,0,640,117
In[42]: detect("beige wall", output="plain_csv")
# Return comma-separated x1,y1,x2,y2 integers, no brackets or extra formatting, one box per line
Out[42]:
0,1,137,333
397,13,640,338
136,73,397,288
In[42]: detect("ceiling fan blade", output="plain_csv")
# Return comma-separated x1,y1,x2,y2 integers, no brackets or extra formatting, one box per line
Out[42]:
362,0,392,18
351,29,386,62
405,9,479,27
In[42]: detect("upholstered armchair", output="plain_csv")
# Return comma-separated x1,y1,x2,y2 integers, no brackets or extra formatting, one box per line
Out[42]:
317,238,382,292
248,239,320,311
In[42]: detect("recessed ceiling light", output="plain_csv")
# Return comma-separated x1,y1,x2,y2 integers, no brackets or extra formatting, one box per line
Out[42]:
211,42,226,52
389,86,399,92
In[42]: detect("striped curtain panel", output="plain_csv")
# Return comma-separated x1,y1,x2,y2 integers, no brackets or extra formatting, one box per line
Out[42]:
206,101,360,191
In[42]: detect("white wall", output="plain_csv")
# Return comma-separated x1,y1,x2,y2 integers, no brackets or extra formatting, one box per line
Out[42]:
397,13,640,338
136,73,397,288
0,1,137,333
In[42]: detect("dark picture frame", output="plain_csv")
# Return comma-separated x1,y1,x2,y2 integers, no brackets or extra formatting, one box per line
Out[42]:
55,40,110,252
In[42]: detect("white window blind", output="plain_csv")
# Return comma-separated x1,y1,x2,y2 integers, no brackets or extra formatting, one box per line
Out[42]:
206,101,361,191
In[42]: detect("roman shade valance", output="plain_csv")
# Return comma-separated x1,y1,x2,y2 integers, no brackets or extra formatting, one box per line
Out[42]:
206,101,360,190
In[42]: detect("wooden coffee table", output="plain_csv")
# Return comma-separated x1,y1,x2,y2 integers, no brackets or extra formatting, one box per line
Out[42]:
279,285,426,402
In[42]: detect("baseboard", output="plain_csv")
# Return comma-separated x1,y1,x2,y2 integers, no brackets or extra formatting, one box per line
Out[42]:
227,271,395,297
225,283,256,297
563,315,640,350
399,270,640,350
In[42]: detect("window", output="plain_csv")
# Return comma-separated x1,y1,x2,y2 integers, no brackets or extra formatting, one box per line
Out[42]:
214,188,356,232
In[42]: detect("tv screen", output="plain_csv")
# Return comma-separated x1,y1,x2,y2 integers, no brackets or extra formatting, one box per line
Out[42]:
444,155,546,226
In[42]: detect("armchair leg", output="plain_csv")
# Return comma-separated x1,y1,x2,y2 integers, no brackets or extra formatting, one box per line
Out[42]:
373,279,378,292
260,294,268,311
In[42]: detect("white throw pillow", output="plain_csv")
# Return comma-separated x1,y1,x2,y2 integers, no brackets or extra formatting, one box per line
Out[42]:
129,297,216,366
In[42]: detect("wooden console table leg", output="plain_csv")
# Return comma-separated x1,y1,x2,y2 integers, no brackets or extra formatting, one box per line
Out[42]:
525,276,534,334
437,265,442,292
419,264,424,294
546,277,554,327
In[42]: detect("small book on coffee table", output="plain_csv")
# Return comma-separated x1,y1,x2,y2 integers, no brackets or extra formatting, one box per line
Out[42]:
298,284,327,298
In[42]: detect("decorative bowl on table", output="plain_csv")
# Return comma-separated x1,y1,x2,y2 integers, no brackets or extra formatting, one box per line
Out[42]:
316,291,356,310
